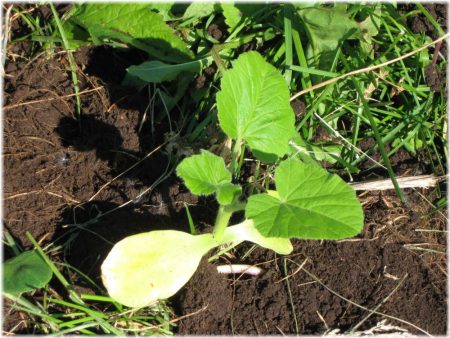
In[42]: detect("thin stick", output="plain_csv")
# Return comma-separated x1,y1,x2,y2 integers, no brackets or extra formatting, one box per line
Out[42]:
4,190,80,203
3,87,103,110
283,258,300,334
301,268,432,336
351,273,408,332
290,33,450,101
314,112,387,169
350,175,445,191
2,4,13,70
275,258,308,283
88,142,166,201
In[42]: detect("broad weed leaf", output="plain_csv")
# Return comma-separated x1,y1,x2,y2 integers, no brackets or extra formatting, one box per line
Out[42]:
246,157,364,239
297,6,359,80
101,231,217,308
71,4,193,62
4,251,53,295
222,4,242,31
182,2,217,19
176,150,241,205
217,51,295,160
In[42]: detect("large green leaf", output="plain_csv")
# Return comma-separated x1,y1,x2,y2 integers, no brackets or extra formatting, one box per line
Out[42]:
101,231,217,308
222,3,242,31
176,150,241,205
127,58,209,84
148,2,177,21
296,6,359,78
182,2,217,19
102,220,291,307
70,4,193,62
246,157,364,239
4,251,53,295
217,51,295,160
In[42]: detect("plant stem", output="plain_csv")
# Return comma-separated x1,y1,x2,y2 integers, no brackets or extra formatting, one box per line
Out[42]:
211,45,227,75
213,200,245,240
213,206,233,240
229,137,242,177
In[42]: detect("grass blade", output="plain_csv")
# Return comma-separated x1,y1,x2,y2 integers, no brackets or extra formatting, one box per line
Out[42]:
49,3,81,118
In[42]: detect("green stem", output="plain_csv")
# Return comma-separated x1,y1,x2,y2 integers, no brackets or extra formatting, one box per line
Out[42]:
213,206,233,240
213,201,246,240
229,137,242,177
211,45,227,75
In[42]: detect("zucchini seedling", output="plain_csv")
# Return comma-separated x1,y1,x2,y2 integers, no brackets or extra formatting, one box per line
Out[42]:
101,51,364,308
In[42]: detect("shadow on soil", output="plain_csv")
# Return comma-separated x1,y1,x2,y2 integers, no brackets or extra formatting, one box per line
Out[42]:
49,46,213,284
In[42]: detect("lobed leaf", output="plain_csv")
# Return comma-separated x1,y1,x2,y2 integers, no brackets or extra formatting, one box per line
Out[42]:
296,6,359,80
246,157,364,239
217,51,295,160
176,150,241,205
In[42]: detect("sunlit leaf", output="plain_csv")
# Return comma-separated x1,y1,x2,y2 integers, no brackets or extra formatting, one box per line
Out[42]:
70,4,193,62
217,51,295,160
246,157,364,239
177,150,241,205
102,231,217,308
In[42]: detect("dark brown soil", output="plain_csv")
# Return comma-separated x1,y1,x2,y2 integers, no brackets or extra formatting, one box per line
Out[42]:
3,4,448,336
401,3,448,93
176,190,447,335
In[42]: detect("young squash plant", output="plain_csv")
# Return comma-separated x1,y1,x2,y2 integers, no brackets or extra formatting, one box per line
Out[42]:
101,51,364,308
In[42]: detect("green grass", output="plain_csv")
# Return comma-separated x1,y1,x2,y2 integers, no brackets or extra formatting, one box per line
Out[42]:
3,233,174,335
4,2,447,334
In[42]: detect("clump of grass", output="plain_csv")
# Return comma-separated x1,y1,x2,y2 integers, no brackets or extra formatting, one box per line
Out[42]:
3,232,175,335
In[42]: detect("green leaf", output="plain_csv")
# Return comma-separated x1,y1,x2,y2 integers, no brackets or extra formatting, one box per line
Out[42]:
70,4,193,62
102,221,291,307
217,51,295,159
289,133,342,164
4,251,53,295
148,2,177,21
297,6,359,78
216,183,242,205
246,157,364,239
357,5,381,57
177,150,241,205
62,20,91,50
222,3,242,30
102,231,217,307
183,2,216,19
127,58,209,84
